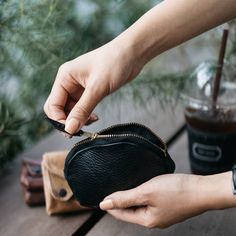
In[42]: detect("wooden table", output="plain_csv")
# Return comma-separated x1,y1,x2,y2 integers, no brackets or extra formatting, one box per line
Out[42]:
87,133,236,236
1,102,236,236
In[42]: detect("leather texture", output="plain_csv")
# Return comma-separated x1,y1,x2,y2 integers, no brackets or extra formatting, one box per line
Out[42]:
64,123,175,208
42,151,88,215
232,164,236,194
20,159,45,206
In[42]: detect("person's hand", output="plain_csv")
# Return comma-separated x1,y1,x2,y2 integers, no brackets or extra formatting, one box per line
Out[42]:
44,0,236,135
99,173,233,228
44,40,142,134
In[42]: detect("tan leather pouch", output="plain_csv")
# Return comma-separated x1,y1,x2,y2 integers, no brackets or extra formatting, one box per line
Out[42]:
42,151,87,215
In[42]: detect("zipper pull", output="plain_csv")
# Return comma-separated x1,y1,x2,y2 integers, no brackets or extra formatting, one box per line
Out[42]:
80,131,98,140
45,116,98,139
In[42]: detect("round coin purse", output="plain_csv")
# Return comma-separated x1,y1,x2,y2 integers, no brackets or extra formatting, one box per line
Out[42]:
46,117,175,208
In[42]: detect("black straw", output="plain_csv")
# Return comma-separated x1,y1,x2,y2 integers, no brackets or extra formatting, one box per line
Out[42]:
212,29,229,105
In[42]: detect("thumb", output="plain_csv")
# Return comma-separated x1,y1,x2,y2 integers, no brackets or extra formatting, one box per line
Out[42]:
65,88,101,134
99,187,147,210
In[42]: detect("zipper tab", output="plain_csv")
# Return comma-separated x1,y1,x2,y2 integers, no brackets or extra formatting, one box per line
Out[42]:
81,131,99,140
72,123,167,156
45,116,99,139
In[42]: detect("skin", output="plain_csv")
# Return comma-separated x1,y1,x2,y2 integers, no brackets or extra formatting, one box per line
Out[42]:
100,172,236,228
44,0,236,228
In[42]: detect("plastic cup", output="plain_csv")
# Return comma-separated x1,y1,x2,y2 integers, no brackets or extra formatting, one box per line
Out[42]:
182,61,236,175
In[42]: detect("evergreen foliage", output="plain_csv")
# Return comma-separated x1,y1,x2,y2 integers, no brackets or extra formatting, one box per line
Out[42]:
0,0,235,169
0,0,155,169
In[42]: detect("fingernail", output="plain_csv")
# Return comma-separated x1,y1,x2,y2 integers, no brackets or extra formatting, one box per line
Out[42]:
99,199,113,210
91,114,99,121
65,118,80,134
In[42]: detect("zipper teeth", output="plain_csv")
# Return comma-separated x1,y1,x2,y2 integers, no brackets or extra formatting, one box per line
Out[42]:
100,122,167,151
73,123,167,154
73,133,166,155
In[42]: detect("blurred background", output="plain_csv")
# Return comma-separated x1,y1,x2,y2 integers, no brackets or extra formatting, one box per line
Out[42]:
0,0,236,170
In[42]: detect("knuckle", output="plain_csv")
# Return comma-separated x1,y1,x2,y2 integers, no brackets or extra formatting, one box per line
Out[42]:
71,104,90,121
143,219,155,229
57,62,71,80
110,194,127,209
143,213,156,229
137,191,149,205
43,100,49,114
151,217,168,229
147,222,156,229
43,103,47,114
58,62,69,72
58,65,65,74
87,81,109,99
111,197,121,208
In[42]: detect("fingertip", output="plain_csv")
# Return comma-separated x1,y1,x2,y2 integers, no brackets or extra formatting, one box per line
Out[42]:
90,113,99,121
99,199,114,210
103,192,116,201
85,114,99,126
65,118,81,134
43,99,49,115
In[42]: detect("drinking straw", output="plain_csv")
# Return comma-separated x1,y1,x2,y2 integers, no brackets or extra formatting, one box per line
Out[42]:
212,28,229,105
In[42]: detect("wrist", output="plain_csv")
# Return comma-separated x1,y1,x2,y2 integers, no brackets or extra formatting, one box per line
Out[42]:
110,36,145,79
112,13,167,68
197,172,236,211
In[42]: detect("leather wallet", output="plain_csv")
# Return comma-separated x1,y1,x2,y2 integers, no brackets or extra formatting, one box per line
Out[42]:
46,117,175,208
20,158,45,206
42,151,88,215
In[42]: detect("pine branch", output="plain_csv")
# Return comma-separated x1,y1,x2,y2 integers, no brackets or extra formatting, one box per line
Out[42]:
0,99,24,169
0,0,236,170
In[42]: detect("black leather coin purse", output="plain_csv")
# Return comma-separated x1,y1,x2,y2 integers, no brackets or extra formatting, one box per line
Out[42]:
46,117,175,208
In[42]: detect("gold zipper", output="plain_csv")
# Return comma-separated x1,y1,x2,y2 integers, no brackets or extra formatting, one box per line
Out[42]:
80,131,99,139
73,123,167,156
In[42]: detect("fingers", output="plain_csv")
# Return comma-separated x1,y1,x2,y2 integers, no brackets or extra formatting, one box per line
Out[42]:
100,186,148,210
44,64,70,122
44,61,102,134
64,98,99,125
107,207,148,226
85,113,99,125
100,185,151,227
43,86,67,122
64,86,103,134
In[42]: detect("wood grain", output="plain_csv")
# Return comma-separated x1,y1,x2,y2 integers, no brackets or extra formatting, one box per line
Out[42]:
0,132,93,236
87,134,236,236
0,101,184,236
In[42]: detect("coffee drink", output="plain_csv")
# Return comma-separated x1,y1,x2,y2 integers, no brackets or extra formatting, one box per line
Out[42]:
185,107,236,175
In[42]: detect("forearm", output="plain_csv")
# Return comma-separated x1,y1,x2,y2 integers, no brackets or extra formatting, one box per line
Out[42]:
114,0,236,66
199,172,236,211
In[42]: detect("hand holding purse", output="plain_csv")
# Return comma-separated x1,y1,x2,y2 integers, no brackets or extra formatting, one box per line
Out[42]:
46,117,175,208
